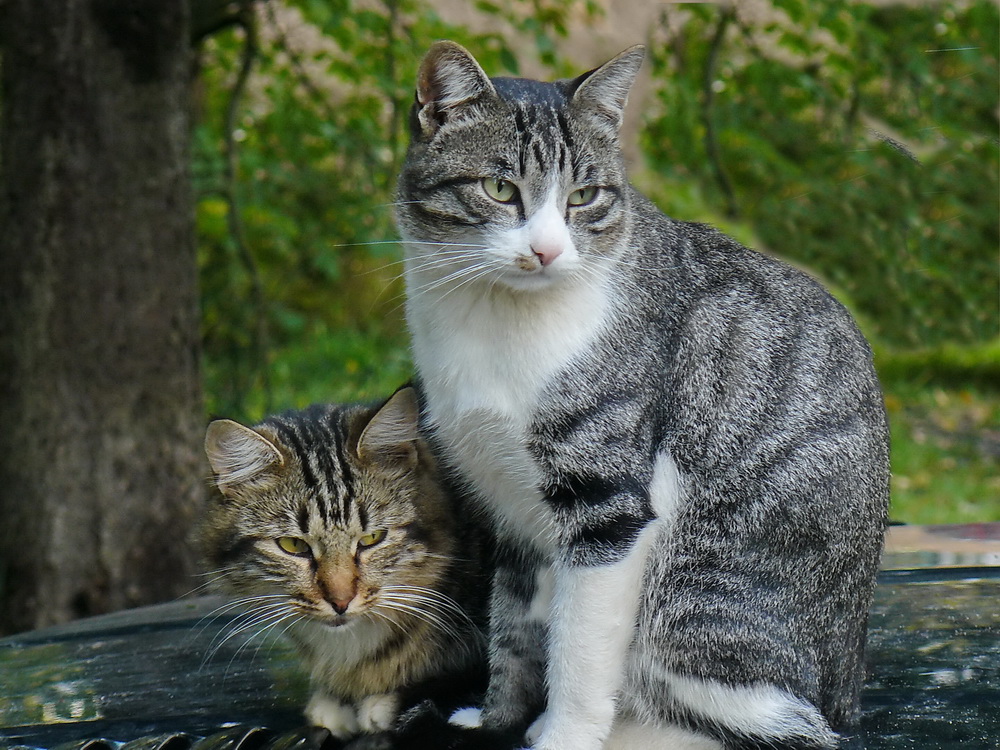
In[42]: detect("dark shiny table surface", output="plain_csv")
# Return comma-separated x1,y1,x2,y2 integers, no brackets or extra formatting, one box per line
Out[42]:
2,523,999,750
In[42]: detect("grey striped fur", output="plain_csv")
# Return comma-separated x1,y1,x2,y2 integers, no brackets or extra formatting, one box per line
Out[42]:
397,42,889,750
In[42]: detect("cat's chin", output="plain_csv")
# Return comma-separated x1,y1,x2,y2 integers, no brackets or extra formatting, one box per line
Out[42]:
308,612,359,630
494,267,568,292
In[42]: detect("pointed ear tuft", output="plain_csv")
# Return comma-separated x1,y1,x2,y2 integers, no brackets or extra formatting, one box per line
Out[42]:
569,45,645,132
413,41,495,137
205,419,283,495
358,388,420,475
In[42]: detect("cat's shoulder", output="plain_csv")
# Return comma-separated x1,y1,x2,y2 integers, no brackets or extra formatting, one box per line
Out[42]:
631,189,844,310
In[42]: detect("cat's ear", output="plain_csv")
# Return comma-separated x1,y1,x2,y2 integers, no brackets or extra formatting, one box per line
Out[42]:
413,41,495,137
205,419,284,496
568,45,645,132
358,387,420,475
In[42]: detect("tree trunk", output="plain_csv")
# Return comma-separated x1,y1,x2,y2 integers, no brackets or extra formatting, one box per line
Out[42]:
0,0,204,634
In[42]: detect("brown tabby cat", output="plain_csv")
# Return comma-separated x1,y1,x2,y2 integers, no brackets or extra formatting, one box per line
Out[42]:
199,387,488,741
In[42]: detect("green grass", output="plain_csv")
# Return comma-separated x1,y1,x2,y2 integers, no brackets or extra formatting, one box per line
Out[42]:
883,381,999,525
875,340,999,525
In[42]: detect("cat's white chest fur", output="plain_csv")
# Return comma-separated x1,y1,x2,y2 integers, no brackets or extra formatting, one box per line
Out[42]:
406,264,612,551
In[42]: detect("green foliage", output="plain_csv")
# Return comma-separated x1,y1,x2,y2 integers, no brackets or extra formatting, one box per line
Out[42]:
194,1,997,523
884,380,1000,525
643,0,999,349
194,0,585,422
877,338,1000,391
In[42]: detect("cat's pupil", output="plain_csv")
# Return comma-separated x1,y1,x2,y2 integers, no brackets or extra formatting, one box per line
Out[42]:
483,177,518,203
277,536,311,556
569,186,597,206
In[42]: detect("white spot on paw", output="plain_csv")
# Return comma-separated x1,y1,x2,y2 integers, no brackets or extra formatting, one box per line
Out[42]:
525,711,548,744
448,706,483,728
305,693,359,739
605,721,725,750
357,692,400,732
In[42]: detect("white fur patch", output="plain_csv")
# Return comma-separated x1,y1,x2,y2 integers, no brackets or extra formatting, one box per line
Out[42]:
448,706,483,728
527,564,555,622
537,525,658,749
661,672,837,744
521,183,578,275
356,692,400,732
605,720,724,750
406,226,613,553
305,693,358,739
649,452,682,524
525,711,549,743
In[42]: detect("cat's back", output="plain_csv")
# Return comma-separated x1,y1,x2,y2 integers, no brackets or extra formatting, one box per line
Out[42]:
628,190,859,335
619,191,882,402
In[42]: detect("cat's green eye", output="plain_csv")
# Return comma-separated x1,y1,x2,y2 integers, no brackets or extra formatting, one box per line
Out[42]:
568,186,599,207
276,536,311,556
482,177,518,203
358,529,387,549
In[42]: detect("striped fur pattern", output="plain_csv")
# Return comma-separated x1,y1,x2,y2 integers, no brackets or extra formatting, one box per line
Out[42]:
397,42,890,750
199,388,489,740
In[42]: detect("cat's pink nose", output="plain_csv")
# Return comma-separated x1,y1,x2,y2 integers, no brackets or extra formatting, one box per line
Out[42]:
331,595,353,615
531,242,563,267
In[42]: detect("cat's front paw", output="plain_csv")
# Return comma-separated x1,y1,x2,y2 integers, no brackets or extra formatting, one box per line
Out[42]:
524,711,548,744
526,713,608,750
305,693,360,739
357,693,400,732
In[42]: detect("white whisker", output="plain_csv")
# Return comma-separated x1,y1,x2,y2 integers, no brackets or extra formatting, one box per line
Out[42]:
376,599,465,642
224,609,295,674
199,596,293,666
215,605,290,659
368,607,410,637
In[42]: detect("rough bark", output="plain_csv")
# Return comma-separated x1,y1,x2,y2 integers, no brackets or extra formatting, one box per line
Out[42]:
0,0,204,634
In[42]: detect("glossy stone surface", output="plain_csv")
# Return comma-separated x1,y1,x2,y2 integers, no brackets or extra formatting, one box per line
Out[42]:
2,524,998,749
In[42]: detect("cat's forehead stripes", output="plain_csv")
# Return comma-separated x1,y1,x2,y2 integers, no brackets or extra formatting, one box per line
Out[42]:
262,406,358,527
492,77,584,186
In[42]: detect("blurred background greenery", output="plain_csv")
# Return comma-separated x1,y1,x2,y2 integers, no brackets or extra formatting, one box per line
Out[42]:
194,0,998,526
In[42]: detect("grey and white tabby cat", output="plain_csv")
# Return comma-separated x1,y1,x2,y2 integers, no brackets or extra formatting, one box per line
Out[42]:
396,42,890,750
200,388,488,742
